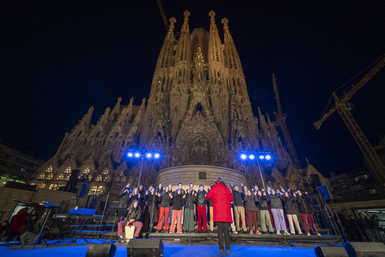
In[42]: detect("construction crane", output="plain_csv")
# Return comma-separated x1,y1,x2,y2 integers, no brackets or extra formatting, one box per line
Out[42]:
272,73,302,169
156,0,169,31
314,54,385,186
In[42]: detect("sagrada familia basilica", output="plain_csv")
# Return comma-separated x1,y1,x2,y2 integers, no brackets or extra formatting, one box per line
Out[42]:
32,11,328,196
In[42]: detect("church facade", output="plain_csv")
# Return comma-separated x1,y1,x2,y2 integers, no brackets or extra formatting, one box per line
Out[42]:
31,11,328,196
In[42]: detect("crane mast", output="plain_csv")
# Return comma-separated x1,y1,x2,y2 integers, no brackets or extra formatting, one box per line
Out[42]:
272,73,302,169
314,54,385,186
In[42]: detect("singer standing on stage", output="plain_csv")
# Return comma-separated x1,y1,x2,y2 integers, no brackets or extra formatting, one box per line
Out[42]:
206,177,234,255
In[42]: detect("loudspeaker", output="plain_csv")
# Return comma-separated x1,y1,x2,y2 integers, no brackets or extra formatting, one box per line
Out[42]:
344,242,385,257
127,238,164,257
65,169,80,192
20,231,37,246
315,246,348,257
86,243,116,257
77,182,88,198
311,174,322,188
318,185,334,200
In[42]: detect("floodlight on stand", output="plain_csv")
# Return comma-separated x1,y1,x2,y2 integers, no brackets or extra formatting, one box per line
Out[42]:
259,155,265,160
146,153,152,158
240,154,247,160
249,154,255,160
154,153,160,159
265,155,271,160
134,153,140,158
127,153,133,157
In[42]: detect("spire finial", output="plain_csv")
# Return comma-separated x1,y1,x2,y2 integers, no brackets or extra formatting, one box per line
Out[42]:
221,18,229,30
209,10,216,24
169,17,176,31
183,10,190,21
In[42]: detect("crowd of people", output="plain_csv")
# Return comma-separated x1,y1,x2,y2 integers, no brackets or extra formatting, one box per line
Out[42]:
116,180,327,242
1,179,383,247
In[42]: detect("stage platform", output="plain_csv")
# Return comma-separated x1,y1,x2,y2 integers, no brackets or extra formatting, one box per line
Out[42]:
147,231,342,244
74,227,342,244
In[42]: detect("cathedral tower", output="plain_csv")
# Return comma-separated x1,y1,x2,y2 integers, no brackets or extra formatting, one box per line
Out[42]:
32,10,329,197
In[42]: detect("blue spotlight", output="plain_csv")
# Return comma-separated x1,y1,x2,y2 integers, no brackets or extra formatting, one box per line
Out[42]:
134,152,141,158
146,153,152,158
240,154,247,160
154,153,160,159
249,154,255,160
259,155,265,160
128,153,133,157
265,155,271,160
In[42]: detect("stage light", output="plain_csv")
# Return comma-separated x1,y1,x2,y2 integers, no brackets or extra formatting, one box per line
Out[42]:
134,152,140,158
259,155,265,160
265,155,271,160
249,154,255,160
128,153,133,157
240,154,247,160
154,153,160,158
146,153,152,158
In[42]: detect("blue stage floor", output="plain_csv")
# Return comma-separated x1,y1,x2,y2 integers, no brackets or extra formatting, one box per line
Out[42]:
0,239,334,257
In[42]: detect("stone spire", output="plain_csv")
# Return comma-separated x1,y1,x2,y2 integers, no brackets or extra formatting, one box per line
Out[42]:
175,11,192,66
266,113,278,138
155,17,176,70
258,107,269,148
109,97,122,122
208,11,224,65
222,18,243,72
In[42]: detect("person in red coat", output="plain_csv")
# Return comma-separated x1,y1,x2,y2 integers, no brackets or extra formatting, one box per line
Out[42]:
5,208,28,242
206,177,234,255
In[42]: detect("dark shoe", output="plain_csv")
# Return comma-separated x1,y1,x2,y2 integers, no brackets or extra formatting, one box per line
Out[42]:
219,249,224,255
225,250,231,255
156,230,160,233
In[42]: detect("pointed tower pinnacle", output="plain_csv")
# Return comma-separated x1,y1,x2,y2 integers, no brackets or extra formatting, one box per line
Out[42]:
222,17,243,72
182,10,190,31
208,11,224,66
175,11,191,65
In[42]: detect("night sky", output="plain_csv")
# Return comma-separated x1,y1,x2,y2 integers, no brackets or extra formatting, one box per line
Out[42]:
1,1,385,177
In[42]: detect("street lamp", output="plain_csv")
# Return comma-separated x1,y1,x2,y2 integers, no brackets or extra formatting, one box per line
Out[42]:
127,150,161,187
240,152,272,189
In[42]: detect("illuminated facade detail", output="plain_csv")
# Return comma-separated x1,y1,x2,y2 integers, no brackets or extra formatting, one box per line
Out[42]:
57,174,64,180
46,166,53,173
65,167,72,173
31,10,329,192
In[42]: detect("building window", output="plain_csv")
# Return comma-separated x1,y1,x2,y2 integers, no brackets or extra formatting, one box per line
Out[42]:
65,167,72,173
57,174,64,180
102,169,109,175
38,173,45,179
46,166,53,173
96,175,103,182
49,184,58,190
37,183,46,189
191,150,198,165
65,175,70,181
104,176,110,182
47,173,53,180
116,177,120,182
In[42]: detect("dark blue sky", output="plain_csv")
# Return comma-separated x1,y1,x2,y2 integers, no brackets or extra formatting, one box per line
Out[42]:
1,1,384,177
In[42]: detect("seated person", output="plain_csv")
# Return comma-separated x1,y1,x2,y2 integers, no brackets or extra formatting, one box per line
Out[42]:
117,200,142,241
48,223,60,240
